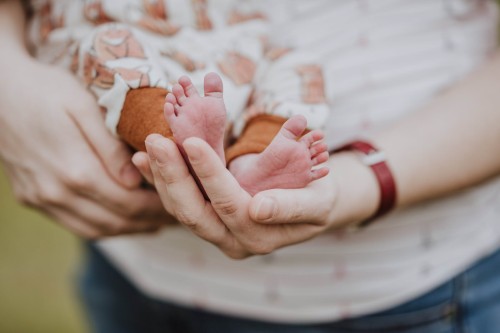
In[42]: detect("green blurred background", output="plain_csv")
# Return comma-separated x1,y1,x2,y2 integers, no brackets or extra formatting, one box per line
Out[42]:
0,169,87,333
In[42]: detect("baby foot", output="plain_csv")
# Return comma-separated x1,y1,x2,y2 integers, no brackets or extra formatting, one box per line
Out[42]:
164,72,226,163
230,115,329,196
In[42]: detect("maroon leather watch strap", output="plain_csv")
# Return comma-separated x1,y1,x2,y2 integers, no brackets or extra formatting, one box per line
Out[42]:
331,141,397,227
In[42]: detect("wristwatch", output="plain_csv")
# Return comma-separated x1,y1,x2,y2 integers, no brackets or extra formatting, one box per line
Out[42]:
331,140,397,227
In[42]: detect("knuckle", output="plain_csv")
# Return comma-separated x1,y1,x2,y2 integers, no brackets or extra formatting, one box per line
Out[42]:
172,202,210,226
247,242,275,256
118,204,141,219
100,221,124,235
289,207,303,221
96,217,135,235
37,185,66,205
219,240,251,260
80,229,103,240
175,209,199,227
114,197,149,218
281,202,302,221
13,189,32,206
211,197,238,217
225,250,250,260
62,168,93,190
20,196,37,208
10,181,41,207
130,199,168,220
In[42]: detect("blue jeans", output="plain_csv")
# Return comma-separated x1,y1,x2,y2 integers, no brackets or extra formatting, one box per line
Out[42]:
78,243,500,333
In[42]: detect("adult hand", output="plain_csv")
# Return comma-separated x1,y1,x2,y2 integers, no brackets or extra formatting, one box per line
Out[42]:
143,134,366,259
0,60,172,238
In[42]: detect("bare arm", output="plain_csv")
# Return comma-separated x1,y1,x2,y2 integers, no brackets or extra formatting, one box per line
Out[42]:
378,53,500,205
330,51,500,226
0,1,28,56
0,1,172,237
136,49,500,258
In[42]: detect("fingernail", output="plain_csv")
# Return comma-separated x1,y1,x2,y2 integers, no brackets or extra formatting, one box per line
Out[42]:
254,197,277,221
120,162,141,187
153,142,170,165
145,141,155,160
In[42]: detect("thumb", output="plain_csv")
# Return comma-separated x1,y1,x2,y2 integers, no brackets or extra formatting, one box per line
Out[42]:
70,102,142,189
249,188,330,225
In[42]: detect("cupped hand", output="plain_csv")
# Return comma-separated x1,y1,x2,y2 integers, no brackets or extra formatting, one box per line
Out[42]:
143,134,337,259
0,60,172,238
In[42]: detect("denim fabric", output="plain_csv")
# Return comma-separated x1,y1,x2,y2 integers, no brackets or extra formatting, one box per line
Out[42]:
78,243,500,333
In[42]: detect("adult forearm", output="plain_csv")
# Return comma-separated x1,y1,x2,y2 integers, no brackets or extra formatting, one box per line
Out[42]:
0,1,30,67
325,51,500,228
0,1,170,238
373,51,500,207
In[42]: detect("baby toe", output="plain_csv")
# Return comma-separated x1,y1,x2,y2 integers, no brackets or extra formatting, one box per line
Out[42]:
310,142,328,158
179,76,199,97
311,167,329,181
280,115,308,140
312,151,329,166
164,101,176,120
300,129,324,147
203,72,224,98
172,83,186,105
165,92,177,105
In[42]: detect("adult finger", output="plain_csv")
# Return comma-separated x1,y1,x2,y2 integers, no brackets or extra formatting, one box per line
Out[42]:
149,136,243,256
42,188,165,234
183,139,326,256
249,186,334,225
183,137,250,223
51,206,164,238
74,170,166,220
68,196,167,233
183,138,260,258
182,140,323,254
144,134,176,213
132,151,154,184
47,207,106,239
69,99,142,189
53,127,166,218
148,136,215,224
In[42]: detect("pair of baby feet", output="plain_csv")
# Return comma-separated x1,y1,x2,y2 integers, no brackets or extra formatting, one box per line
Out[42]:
163,72,329,196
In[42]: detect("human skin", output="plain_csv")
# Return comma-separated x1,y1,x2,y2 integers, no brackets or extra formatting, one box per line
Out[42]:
163,73,329,196
0,0,173,238
135,49,500,259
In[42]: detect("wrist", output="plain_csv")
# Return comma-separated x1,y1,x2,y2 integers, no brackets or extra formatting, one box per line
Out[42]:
327,152,380,228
